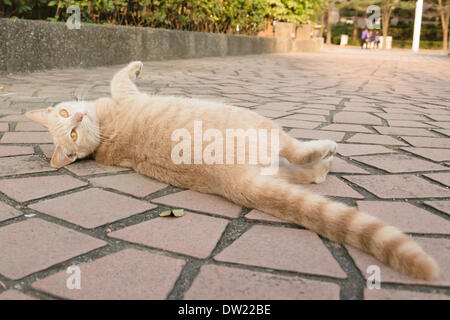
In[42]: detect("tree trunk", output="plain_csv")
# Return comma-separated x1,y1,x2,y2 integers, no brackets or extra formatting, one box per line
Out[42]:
381,6,392,49
319,13,324,38
353,16,358,40
326,6,333,45
438,0,449,51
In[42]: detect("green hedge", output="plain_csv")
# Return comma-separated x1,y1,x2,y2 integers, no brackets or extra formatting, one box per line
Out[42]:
392,39,443,50
0,0,324,35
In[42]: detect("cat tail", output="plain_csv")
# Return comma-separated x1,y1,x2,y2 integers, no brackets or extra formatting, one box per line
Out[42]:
228,173,439,281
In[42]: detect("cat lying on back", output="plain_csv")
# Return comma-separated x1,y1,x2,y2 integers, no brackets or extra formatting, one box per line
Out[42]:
26,61,438,281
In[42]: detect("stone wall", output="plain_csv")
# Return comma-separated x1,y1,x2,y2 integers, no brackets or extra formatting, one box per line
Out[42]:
0,18,322,73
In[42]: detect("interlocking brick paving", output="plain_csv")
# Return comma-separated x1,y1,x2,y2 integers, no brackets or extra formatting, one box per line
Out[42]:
32,249,185,300
0,48,449,299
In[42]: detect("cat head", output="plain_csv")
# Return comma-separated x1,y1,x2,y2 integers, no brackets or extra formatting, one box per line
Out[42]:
26,101,101,168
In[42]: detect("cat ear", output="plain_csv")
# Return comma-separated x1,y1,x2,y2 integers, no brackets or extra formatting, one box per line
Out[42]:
25,108,53,128
50,145,77,168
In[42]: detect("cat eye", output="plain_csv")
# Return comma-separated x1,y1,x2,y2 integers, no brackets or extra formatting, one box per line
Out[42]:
59,109,69,118
70,129,78,141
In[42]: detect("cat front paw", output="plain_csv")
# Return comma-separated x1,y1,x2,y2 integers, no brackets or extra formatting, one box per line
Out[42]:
126,61,143,79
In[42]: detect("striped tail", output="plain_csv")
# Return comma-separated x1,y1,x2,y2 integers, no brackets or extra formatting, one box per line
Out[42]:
230,174,439,281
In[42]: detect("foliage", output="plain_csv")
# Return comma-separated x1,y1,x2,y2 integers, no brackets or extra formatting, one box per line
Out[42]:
0,0,329,34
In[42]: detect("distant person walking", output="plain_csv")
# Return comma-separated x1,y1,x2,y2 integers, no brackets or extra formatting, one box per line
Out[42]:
361,28,369,49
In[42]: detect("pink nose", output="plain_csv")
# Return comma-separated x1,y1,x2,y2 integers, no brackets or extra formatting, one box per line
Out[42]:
75,112,86,122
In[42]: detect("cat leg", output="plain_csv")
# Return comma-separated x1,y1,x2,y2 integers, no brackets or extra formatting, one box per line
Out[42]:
110,61,143,100
280,133,337,166
277,156,333,184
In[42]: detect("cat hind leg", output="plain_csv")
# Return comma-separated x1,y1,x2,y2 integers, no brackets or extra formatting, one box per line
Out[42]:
277,156,333,184
280,133,337,166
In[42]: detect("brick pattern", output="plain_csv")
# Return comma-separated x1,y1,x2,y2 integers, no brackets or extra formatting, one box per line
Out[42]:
0,50,449,300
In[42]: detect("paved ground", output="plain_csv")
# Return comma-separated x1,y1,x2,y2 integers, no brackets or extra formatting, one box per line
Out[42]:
0,47,449,300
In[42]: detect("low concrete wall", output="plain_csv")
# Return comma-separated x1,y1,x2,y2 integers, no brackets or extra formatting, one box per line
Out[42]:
0,18,321,73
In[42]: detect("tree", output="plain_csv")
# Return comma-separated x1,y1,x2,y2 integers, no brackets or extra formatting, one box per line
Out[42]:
436,0,450,50
338,0,415,48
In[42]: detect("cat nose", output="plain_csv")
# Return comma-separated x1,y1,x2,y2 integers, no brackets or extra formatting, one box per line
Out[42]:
75,112,87,122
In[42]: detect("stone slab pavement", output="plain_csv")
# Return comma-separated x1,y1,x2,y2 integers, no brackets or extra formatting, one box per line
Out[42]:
0,47,449,300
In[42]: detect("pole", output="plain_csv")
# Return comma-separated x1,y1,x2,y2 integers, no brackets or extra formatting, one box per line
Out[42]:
412,0,423,52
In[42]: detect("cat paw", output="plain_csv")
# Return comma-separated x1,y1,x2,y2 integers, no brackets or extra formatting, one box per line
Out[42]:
126,61,143,80
320,140,337,160
312,157,333,184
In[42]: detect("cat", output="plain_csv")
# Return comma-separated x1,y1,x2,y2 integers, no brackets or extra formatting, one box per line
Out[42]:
26,61,438,281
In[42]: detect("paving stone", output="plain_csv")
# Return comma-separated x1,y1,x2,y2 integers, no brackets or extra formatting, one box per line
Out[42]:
0,155,56,177
330,157,369,174
289,129,345,141
321,124,372,133
258,102,300,112
430,121,450,129
434,128,450,136
347,237,449,286
424,172,450,187
282,114,326,122
427,114,450,121
0,132,53,144
337,144,392,157
302,104,336,110
0,219,106,279
274,118,319,129
364,288,449,300
344,174,449,199
0,114,30,122
304,175,364,199
39,144,54,158
352,154,447,173
357,201,450,234
29,188,155,228
342,106,379,113
297,108,330,115
253,109,288,118
401,147,450,162
65,160,128,176
215,225,346,278
387,120,435,128
109,212,229,258
424,201,450,216
374,113,426,121
401,136,450,148
14,122,47,131
373,127,436,137
89,173,168,197
0,290,38,300
0,123,8,131
32,249,185,300
152,190,242,218
346,134,407,146
0,175,87,202
0,145,34,157
334,112,382,125
185,264,340,300
245,209,286,223
0,201,22,223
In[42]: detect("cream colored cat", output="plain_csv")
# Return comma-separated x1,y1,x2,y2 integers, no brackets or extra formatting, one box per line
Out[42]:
26,61,438,281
